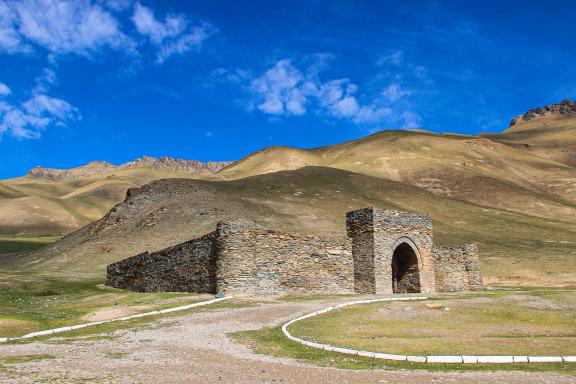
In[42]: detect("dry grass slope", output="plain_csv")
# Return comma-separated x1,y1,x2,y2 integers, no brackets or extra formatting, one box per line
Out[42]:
0,166,222,236
12,166,576,286
2,104,575,287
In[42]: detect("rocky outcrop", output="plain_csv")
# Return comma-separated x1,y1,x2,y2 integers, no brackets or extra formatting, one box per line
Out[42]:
510,99,576,127
121,156,232,174
28,161,117,180
27,157,233,180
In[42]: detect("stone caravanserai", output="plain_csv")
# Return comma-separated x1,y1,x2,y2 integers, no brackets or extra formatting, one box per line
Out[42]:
106,207,482,296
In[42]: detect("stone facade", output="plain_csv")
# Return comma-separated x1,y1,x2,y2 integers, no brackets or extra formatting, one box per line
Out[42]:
107,232,217,293
346,208,436,294
432,244,483,292
215,221,353,295
107,207,482,296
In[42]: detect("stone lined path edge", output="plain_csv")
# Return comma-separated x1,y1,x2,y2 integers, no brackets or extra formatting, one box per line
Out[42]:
0,296,229,343
281,296,576,364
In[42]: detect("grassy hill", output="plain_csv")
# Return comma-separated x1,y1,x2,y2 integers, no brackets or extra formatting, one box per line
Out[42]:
11,166,576,286
216,130,576,221
486,109,576,167
2,100,575,286
0,159,230,236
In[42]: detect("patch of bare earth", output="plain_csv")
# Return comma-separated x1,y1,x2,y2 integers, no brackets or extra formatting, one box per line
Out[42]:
0,298,573,383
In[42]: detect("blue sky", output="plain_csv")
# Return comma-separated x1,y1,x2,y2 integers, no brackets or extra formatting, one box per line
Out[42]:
1,0,575,178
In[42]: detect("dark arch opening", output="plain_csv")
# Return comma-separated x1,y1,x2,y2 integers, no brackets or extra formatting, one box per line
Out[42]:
392,242,421,293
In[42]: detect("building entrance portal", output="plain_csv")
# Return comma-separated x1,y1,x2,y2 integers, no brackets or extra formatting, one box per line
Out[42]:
391,242,421,293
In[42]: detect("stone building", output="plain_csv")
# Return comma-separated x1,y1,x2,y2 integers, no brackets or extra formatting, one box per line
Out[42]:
107,208,482,296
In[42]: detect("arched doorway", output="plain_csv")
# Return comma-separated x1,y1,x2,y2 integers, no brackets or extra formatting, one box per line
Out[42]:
391,242,421,293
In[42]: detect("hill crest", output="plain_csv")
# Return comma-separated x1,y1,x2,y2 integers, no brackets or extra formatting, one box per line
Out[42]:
27,156,233,180
509,99,576,127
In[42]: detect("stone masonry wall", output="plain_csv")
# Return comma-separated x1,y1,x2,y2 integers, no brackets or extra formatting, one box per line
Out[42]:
215,221,354,296
463,243,483,290
347,208,436,294
346,208,376,294
106,208,482,296
433,244,482,291
106,231,217,293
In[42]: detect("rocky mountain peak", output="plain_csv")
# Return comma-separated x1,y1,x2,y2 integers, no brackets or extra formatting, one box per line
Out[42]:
510,98,576,127
27,156,233,180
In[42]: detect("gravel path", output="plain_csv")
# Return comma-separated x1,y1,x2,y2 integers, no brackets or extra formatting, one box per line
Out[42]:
0,299,574,383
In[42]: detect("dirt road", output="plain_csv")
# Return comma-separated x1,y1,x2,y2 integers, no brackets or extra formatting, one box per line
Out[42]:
0,299,573,383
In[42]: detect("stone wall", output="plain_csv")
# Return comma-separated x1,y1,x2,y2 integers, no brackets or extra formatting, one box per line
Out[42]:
106,231,217,293
346,208,436,294
216,221,354,295
432,244,482,291
106,207,483,296
463,243,483,290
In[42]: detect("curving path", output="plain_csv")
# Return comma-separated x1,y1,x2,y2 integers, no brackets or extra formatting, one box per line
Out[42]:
282,297,576,364
1,296,574,383
0,296,228,343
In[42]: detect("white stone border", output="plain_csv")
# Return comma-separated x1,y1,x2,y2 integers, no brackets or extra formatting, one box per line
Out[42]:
0,296,228,343
281,296,576,364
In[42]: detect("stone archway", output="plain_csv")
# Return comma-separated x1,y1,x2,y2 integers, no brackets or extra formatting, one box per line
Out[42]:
391,242,421,293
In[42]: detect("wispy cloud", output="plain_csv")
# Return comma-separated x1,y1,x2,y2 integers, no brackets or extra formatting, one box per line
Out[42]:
0,82,10,95
0,0,215,64
381,83,412,103
0,0,217,140
225,58,419,128
131,2,215,64
376,50,403,66
0,87,80,139
1,0,133,56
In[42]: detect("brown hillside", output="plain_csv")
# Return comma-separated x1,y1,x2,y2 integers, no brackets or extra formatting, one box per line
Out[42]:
486,99,576,167
15,167,576,286
216,129,576,221
0,158,231,236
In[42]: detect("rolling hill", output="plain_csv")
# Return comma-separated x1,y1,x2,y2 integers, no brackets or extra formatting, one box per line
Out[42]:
15,166,576,286
2,99,575,286
0,157,231,236
485,99,576,167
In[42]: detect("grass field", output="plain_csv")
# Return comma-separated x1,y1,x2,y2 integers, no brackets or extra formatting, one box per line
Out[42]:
232,288,576,374
231,326,576,374
0,236,59,254
0,270,211,338
287,289,576,356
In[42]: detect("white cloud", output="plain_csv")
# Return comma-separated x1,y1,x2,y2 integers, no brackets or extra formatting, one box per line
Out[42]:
99,0,133,12
0,82,10,95
250,59,312,115
0,0,133,56
1,0,216,66
244,59,410,126
0,2,29,53
33,67,57,93
0,89,80,139
381,83,412,102
131,2,214,64
400,111,422,129
377,50,403,66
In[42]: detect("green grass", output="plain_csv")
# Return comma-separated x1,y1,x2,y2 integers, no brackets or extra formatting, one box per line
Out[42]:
0,271,208,338
4,300,257,345
278,293,360,302
286,289,576,356
230,326,576,375
0,236,59,254
0,354,55,364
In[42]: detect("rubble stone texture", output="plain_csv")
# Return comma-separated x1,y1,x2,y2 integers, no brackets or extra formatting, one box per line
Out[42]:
107,207,482,295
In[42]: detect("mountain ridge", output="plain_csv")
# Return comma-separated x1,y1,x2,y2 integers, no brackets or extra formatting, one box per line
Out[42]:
509,98,576,127
27,156,233,180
